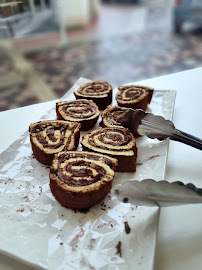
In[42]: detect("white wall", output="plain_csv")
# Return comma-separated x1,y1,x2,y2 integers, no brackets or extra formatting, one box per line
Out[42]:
54,0,100,28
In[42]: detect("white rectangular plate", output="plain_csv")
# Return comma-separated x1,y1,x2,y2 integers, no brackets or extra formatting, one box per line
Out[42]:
0,78,176,270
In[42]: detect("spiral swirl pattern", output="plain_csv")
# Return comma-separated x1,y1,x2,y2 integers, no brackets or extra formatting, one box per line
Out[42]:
74,81,113,110
82,127,136,154
102,105,129,128
116,85,154,110
82,127,137,172
50,151,117,209
76,82,112,97
57,100,98,120
57,99,99,131
51,151,117,187
29,120,81,165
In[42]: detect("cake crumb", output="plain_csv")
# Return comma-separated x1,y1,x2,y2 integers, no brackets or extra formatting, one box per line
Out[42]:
116,241,122,257
137,155,161,167
123,197,129,203
16,208,24,212
70,228,84,251
124,221,131,234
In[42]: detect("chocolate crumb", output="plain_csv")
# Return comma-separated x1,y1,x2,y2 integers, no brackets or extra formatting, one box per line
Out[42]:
116,241,122,257
60,242,63,245
137,155,161,167
74,208,89,214
136,162,143,167
23,196,30,202
88,238,96,250
80,257,96,270
97,221,113,229
123,197,129,203
101,201,107,211
131,206,138,210
16,208,24,212
78,208,89,214
70,228,84,251
4,178,14,185
124,221,131,234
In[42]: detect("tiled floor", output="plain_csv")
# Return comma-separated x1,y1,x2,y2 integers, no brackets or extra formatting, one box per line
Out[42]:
0,0,202,111
25,31,202,98
0,82,40,111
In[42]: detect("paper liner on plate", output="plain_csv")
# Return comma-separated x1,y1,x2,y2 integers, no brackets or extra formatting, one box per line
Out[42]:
0,78,176,270
0,134,159,269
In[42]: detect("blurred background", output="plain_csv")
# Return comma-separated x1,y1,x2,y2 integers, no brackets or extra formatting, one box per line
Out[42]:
0,0,202,111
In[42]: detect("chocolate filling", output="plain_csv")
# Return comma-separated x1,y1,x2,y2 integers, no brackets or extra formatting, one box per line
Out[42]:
58,152,116,170
87,128,133,151
117,85,153,101
37,135,65,149
34,123,77,149
57,160,107,187
106,107,126,126
60,100,97,119
46,128,59,142
78,82,111,96
125,89,145,99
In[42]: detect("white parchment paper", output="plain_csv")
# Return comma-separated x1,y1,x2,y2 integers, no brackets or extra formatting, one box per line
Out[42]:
0,78,176,270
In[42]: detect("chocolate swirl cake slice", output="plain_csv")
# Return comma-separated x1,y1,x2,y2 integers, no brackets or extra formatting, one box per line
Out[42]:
82,127,137,172
29,120,81,165
74,81,113,110
56,99,99,131
102,105,140,137
50,151,118,209
102,105,129,128
116,85,154,111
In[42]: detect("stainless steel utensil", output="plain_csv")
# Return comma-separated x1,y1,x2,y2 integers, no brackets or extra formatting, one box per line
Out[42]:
116,109,202,150
114,179,202,207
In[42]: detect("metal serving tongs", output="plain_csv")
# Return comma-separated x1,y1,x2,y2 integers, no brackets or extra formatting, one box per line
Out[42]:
116,109,202,150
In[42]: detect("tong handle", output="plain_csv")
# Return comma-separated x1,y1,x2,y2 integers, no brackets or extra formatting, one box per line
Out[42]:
172,130,202,150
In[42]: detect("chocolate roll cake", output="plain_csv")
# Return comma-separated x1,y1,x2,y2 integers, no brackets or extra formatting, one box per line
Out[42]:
102,105,141,137
82,127,137,172
56,99,99,131
50,151,118,209
116,85,154,111
74,81,113,110
29,120,81,166
101,105,130,128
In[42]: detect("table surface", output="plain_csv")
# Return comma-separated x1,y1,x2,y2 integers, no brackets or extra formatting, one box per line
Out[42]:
0,67,202,270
